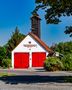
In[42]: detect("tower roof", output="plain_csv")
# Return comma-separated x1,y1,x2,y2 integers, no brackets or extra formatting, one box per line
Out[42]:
31,13,41,20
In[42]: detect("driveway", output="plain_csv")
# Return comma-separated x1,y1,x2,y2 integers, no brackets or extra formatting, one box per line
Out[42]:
0,69,72,90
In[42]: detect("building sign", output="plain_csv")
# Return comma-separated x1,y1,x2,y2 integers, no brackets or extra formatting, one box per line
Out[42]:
24,44,37,48
23,41,37,48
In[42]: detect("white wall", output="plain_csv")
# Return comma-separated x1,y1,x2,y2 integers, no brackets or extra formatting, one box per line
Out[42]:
12,35,47,52
12,35,49,68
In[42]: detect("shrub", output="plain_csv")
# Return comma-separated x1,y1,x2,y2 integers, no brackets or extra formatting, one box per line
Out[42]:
44,57,63,71
0,56,3,67
61,54,72,71
2,59,11,68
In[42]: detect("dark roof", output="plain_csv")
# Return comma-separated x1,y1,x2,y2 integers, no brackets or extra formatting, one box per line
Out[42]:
29,32,53,53
31,13,41,20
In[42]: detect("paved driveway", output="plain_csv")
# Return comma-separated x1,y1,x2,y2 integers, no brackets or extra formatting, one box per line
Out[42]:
0,69,72,76
0,69,72,90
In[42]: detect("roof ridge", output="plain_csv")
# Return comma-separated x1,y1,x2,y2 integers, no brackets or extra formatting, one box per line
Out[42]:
29,32,53,53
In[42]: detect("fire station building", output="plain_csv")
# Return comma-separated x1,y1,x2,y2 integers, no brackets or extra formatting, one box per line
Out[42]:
12,13,53,69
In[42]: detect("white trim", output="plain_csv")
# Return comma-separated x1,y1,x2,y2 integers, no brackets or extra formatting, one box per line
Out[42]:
29,52,32,68
12,52,14,69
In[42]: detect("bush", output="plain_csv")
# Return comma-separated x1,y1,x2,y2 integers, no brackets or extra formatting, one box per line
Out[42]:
2,59,11,68
0,56,3,67
61,54,72,71
44,57,63,71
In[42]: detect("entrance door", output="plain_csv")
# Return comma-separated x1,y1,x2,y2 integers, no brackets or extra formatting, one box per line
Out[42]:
14,53,29,69
32,52,46,67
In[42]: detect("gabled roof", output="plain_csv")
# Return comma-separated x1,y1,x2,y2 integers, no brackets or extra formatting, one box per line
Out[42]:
29,32,53,53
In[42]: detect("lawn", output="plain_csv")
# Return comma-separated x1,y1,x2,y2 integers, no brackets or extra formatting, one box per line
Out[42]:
0,73,16,77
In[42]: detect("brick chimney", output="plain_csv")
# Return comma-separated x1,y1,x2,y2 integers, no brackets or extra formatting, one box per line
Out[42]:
31,13,41,38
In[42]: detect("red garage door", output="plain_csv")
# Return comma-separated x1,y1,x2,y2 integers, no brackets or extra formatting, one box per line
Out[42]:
14,53,29,69
32,52,46,67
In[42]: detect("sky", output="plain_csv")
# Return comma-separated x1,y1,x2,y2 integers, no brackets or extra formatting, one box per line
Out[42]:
0,0,72,46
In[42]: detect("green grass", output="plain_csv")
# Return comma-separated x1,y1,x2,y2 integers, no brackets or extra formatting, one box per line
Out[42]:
0,73,16,77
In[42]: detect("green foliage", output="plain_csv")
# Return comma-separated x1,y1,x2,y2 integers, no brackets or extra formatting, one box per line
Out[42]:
65,26,72,37
0,27,26,68
0,46,6,59
6,27,26,59
34,0,72,36
51,42,72,71
0,46,6,66
61,54,72,71
35,0,72,24
44,57,63,71
2,59,11,68
51,41,72,55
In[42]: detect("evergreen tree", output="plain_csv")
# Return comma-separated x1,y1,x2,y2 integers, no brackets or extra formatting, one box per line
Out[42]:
6,27,25,58
0,46,6,66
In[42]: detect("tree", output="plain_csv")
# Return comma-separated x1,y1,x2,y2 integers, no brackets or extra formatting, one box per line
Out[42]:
0,46,6,66
6,27,26,58
33,0,72,36
51,41,72,55
64,26,72,37
61,53,72,71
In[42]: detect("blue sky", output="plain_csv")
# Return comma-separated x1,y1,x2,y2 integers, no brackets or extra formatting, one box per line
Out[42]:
0,0,72,46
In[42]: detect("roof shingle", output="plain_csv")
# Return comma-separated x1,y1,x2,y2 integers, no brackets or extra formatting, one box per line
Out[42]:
29,32,53,53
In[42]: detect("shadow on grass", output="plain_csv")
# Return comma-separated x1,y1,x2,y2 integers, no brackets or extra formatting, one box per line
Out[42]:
0,75,72,85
